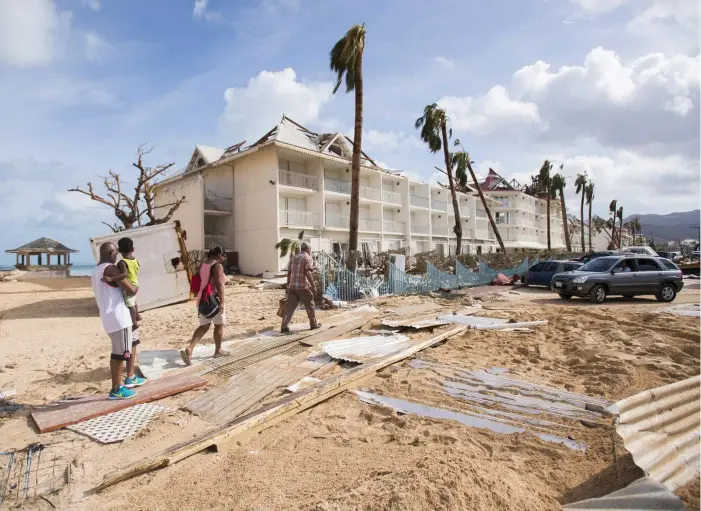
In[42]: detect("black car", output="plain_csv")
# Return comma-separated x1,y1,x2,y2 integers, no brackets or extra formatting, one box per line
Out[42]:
521,260,583,287
551,255,684,303
574,251,619,265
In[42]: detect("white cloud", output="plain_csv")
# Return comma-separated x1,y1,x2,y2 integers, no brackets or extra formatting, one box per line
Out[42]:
0,0,60,66
221,68,333,141
82,0,101,11
193,0,208,18
434,57,454,69
361,130,422,152
84,31,110,62
439,85,544,135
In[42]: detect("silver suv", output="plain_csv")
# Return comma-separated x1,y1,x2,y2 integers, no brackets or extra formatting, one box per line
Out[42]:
550,255,684,304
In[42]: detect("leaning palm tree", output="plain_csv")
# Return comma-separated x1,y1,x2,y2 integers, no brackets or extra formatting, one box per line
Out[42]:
537,160,553,251
585,182,595,252
617,206,624,248
575,173,588,252
275,230,305,267
551,171,571,251
415,104,463,253
453,139,506,252
329,23,366,266
609,200,618,247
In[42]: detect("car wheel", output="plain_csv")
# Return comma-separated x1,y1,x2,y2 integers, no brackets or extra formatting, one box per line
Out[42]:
589,285,607,304
522,276,529,287
558,294,572,300
656,284,676,303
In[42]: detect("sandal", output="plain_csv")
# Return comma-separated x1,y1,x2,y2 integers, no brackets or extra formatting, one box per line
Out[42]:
179,349,192,366
213,350,231,359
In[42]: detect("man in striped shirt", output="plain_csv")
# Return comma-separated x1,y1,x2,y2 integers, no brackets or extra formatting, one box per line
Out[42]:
281,241,321,333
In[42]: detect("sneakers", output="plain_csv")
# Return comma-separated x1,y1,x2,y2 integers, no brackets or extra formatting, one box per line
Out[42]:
109,385,136,400
280,327,290,334
124,375,147,388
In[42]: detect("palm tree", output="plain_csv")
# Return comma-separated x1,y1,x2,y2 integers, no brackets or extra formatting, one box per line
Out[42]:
575,173,588,252
608,200,618,247
585,182,595,252
275,230,305,265
452,139,506,252
537,160,553,251
415,104,463,253
551,171,571,251
617,206,624,248
632,216,642,244
329,24,366,266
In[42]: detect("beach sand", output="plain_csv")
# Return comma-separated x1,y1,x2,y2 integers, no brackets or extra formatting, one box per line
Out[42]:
0,278,698,510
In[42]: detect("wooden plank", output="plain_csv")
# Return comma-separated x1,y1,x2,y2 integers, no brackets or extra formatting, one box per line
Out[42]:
89,326,466,493
31,372,206,433
385,303,443,315
299,313,378,347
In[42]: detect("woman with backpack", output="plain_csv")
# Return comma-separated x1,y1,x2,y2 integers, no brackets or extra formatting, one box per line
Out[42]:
180,246,228,365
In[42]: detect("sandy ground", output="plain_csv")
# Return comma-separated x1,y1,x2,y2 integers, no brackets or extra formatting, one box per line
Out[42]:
0,277,698,510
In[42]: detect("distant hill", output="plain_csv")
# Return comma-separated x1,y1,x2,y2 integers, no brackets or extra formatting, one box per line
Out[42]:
624,210,700,243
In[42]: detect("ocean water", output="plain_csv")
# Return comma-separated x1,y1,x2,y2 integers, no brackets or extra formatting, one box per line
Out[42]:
0,264,94,277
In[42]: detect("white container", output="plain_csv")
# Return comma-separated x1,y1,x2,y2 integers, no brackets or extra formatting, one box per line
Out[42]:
89,222,191,311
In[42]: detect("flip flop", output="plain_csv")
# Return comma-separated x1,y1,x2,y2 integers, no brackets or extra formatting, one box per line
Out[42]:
213,350,231,359
179,349,192,366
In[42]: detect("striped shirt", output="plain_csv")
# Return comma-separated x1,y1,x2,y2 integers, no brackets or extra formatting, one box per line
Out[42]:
288,252,313,290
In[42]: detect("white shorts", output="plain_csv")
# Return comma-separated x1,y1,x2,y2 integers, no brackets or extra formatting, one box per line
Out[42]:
108,327,139,361
199,311,226,326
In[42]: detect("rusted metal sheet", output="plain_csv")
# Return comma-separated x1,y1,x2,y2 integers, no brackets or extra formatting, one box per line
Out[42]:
607,375,700,491
319,335,412,363
562,477,685,510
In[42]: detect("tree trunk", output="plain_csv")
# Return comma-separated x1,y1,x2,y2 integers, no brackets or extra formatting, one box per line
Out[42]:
441,122,462,255
465,159,505,252
579,193,585,252
618,209,623,248
347,48,363,268
546,185,551,251
560,193,571,251
587,200,593,251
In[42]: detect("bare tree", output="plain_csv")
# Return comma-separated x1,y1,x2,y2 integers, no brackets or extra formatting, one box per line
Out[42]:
68,145,185,232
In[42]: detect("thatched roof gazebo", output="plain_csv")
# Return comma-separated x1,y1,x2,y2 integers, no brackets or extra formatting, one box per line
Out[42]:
5,237,78,278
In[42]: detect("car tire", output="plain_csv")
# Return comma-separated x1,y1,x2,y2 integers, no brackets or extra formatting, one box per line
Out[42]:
522,276,529,287
589,285,607,304
655,284,677,303
558,294,572,300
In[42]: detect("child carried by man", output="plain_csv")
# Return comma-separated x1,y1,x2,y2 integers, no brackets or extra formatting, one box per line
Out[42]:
102,237,141,327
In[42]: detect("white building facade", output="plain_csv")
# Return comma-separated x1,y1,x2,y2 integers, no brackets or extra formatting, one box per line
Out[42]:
155,116,499,275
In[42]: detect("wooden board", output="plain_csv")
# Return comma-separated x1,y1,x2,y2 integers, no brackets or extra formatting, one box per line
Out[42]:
385,303,443,315
89,326,466,493
299,313,378,346
32,372,206,433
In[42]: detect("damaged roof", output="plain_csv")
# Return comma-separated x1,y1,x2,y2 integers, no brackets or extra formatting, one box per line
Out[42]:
6,237,78,253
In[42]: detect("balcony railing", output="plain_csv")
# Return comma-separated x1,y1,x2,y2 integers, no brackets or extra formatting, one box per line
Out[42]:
383,220,405,233
473,229,493,240
495,217,509,225
325,213,350,229
360,185,381,201
204,196,232,213
279,210,320,227
383,190,402,204
359,218,382,231
411,223,430,234
475,209,488,219
432,224,449,236
278,169,319,191
324,177,352,194
431,199,448,211
410,195,430,208
205,234,229,249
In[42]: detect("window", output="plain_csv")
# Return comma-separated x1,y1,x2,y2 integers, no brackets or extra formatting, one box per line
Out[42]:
542,262,558,271
636,258,661,272
530,263,546,271
660,259,679,270
564,263,580,271
279,159,290,171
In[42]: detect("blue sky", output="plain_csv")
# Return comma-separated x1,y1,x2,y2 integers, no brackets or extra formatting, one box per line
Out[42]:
0,0,698,265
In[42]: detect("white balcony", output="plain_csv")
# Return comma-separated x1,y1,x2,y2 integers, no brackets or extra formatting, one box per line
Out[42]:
383,220,405,233
324,177,352,195
411,223,430,234
383,190,402,204
279,169,319,191
279,210,320,227
360,185,381,202
432,224,449,236
473,229,493,240
359,218,382,231
205,234,229,249
410,195,430,208
326,213,349,229
475,209,488,219
431,199,448,211
204,195,232,214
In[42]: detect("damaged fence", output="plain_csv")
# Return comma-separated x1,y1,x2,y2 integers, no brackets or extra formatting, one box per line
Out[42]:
317,251,535,301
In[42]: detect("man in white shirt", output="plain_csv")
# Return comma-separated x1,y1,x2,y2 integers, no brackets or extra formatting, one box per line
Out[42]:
91,242,147,399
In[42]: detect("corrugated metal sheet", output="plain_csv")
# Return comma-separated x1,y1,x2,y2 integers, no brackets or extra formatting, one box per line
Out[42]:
562,477,685,510
437,315,511,327
607,375,700,491
381,317,450,329
319,335,412,363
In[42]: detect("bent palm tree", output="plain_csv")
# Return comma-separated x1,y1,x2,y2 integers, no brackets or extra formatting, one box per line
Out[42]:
585,182,595,252
575,173,588,252
537,160,553,251
551,171,570,251
275,230,305,268
329,23,366,266
617,206,624,248
609,200,618,247
453,139,506,252
415,104,463,254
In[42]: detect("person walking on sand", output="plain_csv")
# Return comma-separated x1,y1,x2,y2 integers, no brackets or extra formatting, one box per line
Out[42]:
281,241,321,334
91,242,147,399
180,246,228,365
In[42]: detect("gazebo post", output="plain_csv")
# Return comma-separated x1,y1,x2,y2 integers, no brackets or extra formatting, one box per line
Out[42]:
38,253,42,265
16,254,19,265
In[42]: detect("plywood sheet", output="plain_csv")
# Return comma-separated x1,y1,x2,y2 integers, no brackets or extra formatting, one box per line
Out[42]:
32,372,206,433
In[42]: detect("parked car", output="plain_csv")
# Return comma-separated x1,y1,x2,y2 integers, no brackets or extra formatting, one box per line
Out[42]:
550,255,683,303
621,246,659,256
521,260,583,287
574,251,618,264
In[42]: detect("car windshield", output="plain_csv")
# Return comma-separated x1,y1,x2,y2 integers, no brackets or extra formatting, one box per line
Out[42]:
579,257,618,272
